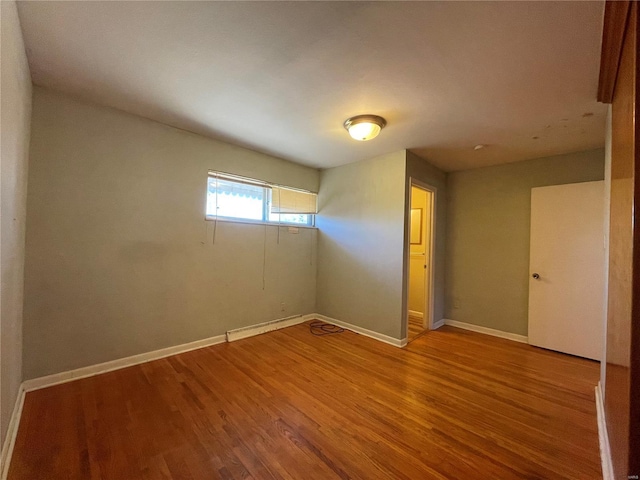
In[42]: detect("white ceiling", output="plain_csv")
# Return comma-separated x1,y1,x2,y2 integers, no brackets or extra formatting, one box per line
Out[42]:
17,1,607,171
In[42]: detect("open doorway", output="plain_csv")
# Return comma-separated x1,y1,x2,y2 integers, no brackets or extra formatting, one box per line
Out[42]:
407,180,435,343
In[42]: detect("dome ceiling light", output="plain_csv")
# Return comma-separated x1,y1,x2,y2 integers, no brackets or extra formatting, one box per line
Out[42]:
343,114,387,141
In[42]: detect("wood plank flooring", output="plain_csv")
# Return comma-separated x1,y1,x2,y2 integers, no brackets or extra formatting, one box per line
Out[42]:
8,322,601,480
408,315,426,342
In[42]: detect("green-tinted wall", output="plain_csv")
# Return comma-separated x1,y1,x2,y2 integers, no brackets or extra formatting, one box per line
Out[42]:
24,88,319,379
317,151,407,339
445,149,605,335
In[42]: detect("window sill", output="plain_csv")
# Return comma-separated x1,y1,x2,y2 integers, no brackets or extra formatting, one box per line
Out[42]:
204,216,317,229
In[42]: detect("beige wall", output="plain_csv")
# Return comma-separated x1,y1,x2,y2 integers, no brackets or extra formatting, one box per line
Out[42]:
316,151,407,339
406,151,447,330
446,149,605,335
0,0,32,444
23,88,319,379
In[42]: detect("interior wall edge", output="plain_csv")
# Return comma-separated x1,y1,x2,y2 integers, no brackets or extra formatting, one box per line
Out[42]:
596,381,615,480
316,150,407,340
601,105,613,392
443,319,528,344
0,0,32,452
0,383,25,480
313,314,406,348
405,151,448,331
22,313,402,394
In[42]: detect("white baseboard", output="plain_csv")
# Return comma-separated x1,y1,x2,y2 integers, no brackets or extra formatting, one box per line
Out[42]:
226,315,307,342
432,319,445,330
7,313,406,475
23,333,227,392
0,384,25,480
11,311,409,474
408,310,423,319
17,313,414,393
22,313,318,392
596,382,614,480
443,319,528,344
312,314,406,348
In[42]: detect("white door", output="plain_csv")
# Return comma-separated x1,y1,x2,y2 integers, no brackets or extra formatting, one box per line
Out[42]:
528,181,605,360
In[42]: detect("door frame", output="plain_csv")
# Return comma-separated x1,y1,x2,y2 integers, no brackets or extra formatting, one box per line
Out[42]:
406,178,437,339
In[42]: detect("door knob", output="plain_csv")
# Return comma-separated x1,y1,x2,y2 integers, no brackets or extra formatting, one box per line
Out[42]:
532,273,540,280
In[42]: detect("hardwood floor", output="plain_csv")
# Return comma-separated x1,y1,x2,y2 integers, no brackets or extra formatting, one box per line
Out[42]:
9,322,601,480
408,315,426,342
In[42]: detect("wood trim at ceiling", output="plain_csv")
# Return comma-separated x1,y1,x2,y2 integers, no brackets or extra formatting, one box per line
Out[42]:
604,2,640,476
631,1,640,473
598,0,632,103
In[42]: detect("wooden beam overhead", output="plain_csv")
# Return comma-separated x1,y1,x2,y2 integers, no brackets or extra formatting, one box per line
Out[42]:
598,1,632,103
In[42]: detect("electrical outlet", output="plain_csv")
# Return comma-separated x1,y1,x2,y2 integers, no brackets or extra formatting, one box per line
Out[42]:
453,298,461,309
280,302,286,312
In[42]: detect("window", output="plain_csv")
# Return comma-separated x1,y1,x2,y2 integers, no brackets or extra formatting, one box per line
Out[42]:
206,172,317,226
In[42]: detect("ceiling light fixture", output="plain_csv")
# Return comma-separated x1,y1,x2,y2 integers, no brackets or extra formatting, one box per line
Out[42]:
343,114,387,141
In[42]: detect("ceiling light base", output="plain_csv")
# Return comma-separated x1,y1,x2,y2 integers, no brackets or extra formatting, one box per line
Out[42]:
344,114,387,141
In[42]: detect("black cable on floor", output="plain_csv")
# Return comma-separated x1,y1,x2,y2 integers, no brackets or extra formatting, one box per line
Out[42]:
309,321,345,336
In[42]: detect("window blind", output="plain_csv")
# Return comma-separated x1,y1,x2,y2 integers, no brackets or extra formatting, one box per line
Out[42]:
208,171,270,189
207,170,317,217
271,187,317,215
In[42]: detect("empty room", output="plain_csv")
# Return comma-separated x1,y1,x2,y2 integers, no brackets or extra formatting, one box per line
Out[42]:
1,1,638,479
